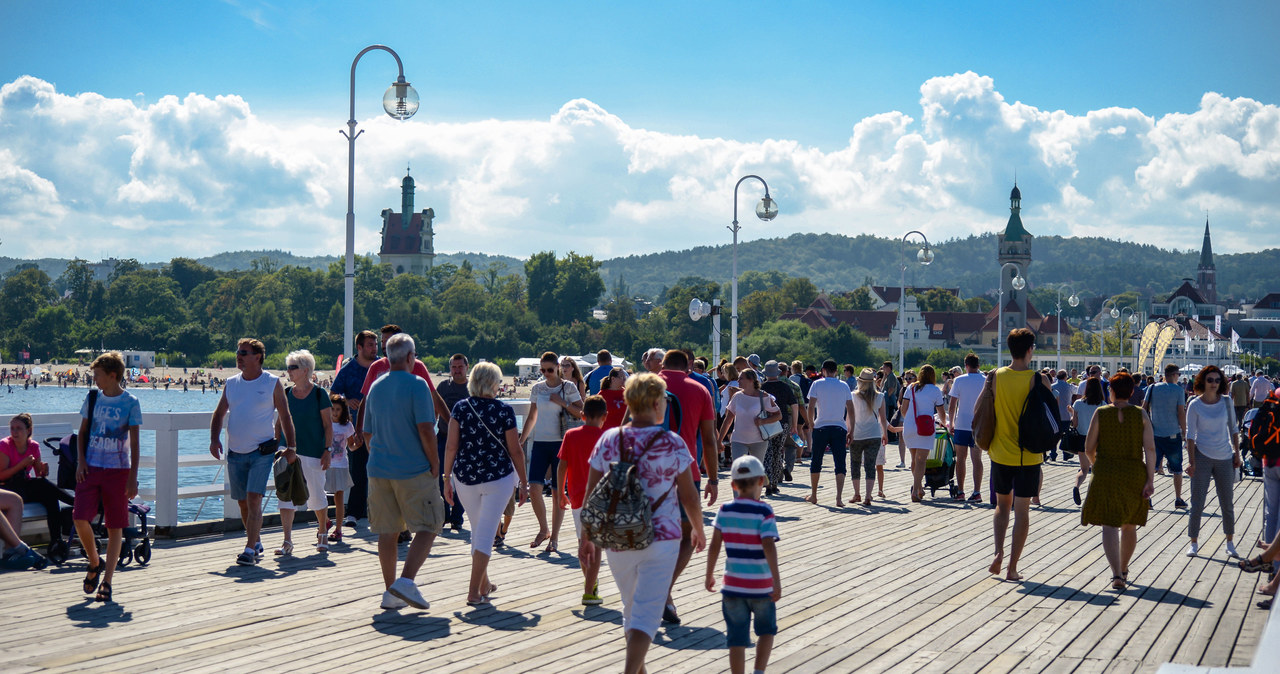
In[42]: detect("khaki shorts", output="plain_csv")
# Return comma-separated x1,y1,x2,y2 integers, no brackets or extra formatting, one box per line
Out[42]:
368,472,445,536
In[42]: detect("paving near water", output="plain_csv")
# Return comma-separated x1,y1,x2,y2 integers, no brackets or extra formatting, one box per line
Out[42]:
1,460,1270,673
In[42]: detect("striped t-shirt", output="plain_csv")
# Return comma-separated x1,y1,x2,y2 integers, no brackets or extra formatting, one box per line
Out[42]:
712,497,780,597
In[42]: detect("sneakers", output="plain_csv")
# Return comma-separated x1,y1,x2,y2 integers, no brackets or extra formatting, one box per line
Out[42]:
968,492,983,503
582,592,604,606
895,462,906,469
1,544,46,570
1186,542,1199,557
1226,541,1241,559
343,515,357,529
1175,498,1188,509
380,590,408,610
388,577,430,609
235,548,258,567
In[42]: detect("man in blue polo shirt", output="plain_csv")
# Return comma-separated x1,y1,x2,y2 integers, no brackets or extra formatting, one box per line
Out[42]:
585,349,613,395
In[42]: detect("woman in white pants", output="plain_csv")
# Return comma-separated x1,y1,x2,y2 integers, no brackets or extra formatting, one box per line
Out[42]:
443,362,529,605
276,350,333,556
580,374,705,674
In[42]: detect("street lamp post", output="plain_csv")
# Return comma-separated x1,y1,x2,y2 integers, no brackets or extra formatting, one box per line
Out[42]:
1119,307,1137,370
898,231,934,373
1100,298,1120,367
995,262,1026,368
728,175,778,360
342,45,419,364
1053,284,1080,371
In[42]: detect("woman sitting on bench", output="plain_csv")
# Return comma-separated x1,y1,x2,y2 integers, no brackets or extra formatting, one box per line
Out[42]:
0,413,74,556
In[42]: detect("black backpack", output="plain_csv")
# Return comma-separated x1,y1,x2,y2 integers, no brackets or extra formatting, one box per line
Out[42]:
1249,393,1280,461
1018,373,1062,454
661,391,683,434
57,389,98,489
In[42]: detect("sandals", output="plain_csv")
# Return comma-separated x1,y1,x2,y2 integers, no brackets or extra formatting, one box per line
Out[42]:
328,530,343,543
275,540,294,556
83,562,104,595
96,582,113,603
547,540,558,554
316,531,329,552
1239,556,1270,573
530,531,549,549
466,595,491,606
1110,576,1126,591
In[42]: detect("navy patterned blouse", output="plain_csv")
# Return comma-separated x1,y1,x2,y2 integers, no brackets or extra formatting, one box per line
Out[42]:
451,396,517,485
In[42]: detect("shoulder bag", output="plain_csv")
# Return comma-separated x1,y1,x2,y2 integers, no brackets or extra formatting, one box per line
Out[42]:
757,393,785,441
910,385,936,436
972,370,997,450
558,383,584,436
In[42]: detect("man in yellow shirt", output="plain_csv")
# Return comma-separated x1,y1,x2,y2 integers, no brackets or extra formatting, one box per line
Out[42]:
988,328,1052,581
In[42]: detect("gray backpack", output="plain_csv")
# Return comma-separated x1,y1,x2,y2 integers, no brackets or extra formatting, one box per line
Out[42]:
580,426,672,551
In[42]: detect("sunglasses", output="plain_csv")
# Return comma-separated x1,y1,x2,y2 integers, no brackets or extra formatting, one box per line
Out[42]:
286,364,300,371
540,367,556,373
236,349,260,356
1205,377,1221,384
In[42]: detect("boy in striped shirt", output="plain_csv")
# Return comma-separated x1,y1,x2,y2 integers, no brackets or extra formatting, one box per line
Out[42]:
706,455,781,674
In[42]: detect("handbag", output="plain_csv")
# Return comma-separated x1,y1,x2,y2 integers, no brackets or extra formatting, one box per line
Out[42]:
910,386,935,436
557,383,583,436
972,370,997,449
757,393,785,441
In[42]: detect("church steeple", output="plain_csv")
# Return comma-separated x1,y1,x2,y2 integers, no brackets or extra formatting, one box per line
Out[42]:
400,165,415,229
1003,182,1029,241
1196,217,1217,303
996,182,1032,340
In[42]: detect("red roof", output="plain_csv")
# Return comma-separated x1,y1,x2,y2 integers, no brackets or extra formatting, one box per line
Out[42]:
379,211,430,255
870,286,960,305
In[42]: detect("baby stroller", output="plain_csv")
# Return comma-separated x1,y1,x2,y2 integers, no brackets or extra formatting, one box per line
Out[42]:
924,428,961,499
45,434,152,567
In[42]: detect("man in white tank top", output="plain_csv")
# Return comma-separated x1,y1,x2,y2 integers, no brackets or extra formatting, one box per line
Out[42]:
209,338,296,567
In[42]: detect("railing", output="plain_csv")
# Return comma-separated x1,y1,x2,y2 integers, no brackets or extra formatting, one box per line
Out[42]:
30,399,531,533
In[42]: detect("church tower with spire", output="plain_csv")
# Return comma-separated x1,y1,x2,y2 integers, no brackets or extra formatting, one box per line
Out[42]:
378,166,436,277
997,182,1032,331
1196,218,1216,304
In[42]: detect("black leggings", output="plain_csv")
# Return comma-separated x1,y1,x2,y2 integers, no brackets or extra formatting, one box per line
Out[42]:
4,477,74,541
347,447,369,519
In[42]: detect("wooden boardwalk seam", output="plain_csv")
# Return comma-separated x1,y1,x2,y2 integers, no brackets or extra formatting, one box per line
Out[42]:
0,460,1270,673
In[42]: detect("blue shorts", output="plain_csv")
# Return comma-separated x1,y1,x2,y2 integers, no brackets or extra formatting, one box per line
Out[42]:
723,595,777,647
1154,434,1184,473
227,450,274,501
528,441,561,486
952,429,974,447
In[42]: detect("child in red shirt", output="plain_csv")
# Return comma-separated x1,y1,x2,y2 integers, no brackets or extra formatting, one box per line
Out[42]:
557,395,607,606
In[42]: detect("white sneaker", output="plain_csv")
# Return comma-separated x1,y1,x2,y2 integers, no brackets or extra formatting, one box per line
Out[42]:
1186,542,1199,557
388,577,430,609
895,462,906,469
1226,541,1240,559
380,590,408,610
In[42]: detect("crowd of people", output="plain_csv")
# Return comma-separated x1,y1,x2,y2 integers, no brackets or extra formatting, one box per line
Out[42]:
3,326,1279,674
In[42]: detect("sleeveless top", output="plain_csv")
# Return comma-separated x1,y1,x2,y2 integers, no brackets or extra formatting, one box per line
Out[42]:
225,372,279,453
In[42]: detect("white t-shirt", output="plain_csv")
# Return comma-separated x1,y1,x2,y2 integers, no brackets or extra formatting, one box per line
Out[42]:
851,391,885,442
529,380,582,442
948,372,986,432
725,390,780,444
1251,377,1274,402
901,384,944,450
224,371,280,453
330,421,355,469
1186,396,1238,459
808,377,853,430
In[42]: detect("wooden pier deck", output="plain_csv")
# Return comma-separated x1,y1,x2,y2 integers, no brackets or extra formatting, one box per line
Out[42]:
1,460,1271,673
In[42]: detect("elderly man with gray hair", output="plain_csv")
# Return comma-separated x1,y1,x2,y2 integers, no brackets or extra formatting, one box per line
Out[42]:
362,333,443,611
642,348,666,374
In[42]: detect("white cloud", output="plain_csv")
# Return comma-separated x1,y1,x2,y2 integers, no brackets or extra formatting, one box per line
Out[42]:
0,72,1277,263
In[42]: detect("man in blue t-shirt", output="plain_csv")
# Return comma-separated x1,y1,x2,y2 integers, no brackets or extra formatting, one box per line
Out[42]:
330,330,377,525
1144,363,1188,508
362,334,442,611
585,349,614,395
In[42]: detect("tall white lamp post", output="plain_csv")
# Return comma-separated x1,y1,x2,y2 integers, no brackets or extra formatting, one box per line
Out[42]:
1100,298,1120,366
1053,284,1080,371
995,262,1026,368
1119,307,1137,369
728,175,778,360
342,45,418,363
898,231,934,373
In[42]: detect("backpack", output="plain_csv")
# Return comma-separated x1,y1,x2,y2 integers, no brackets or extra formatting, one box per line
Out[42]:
661,391,682,434
1248,393,1280,461
580,426,672,551
1018,373,1062,454
58,389,98,489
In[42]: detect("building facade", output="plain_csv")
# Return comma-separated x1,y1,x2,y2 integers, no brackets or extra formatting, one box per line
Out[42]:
378,169,436,276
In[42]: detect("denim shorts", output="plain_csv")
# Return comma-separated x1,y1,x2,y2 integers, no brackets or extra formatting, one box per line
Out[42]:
227,449,274,501
723,595,777,647
528,441,561,486
952,429,974,447
1154,434,1184,473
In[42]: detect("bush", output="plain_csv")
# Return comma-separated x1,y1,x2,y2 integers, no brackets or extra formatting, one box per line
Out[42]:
206,350,236,368
493,358,517,375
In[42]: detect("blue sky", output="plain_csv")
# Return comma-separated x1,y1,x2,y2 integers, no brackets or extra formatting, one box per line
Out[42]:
1,0,1278,261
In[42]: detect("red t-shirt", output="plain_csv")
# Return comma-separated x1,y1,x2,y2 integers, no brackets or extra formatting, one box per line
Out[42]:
601,388,627,430
558,425,605,509
660,370,714,481
360,358,436,397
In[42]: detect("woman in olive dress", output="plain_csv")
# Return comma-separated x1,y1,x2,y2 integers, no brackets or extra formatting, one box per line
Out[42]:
1082,372,1156,591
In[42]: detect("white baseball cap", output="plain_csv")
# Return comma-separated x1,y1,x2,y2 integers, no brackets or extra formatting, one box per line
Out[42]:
730,455,766,481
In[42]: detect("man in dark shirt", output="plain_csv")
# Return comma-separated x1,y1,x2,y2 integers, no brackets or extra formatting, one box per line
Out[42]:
329,330,378,526
436,354,471,531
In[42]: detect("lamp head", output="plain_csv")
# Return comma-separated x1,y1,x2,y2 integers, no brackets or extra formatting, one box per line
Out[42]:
383,77,419,120
1011,275,1026,291
1128,314,1138,325
917,246,934,266
1110,307,1121,319
755,195,779,222
1068,293,1080,307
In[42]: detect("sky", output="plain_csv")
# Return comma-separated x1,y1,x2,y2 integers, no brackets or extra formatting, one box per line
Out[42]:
1,0,1278,263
